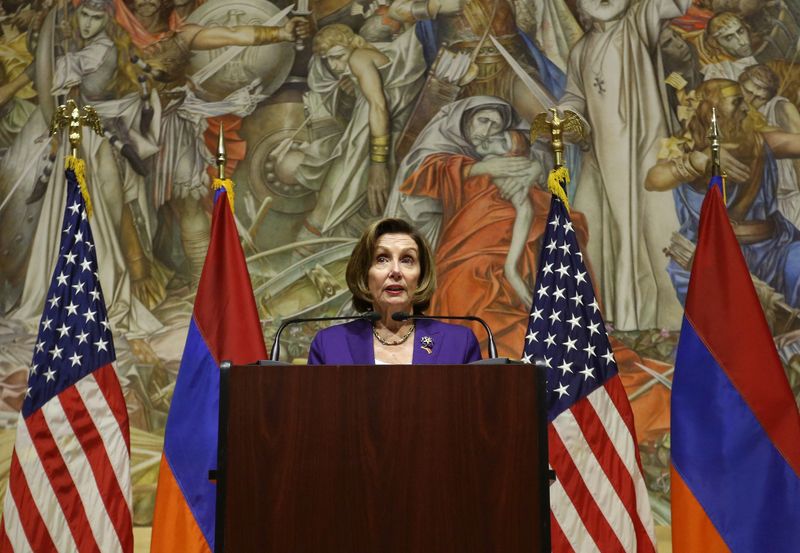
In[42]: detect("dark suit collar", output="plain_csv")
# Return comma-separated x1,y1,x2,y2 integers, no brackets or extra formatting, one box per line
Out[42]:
345,318,375,365
412,318,442,365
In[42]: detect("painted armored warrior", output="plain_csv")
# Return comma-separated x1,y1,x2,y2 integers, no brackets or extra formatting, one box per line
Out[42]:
388,0,565,122
114,0,309,283
7,0,164,334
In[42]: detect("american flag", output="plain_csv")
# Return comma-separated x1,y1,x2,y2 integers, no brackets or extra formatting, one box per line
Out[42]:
0,164,133,552
522,196,656,552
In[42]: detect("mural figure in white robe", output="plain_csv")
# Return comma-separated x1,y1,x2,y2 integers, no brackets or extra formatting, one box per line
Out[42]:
558,0,690,331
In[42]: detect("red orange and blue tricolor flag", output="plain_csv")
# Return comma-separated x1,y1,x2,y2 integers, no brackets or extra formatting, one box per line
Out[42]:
149,182,267,553
671,176,800,552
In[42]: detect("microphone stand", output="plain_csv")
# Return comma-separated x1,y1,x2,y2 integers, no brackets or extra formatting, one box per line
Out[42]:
266,312,381,364
392,312,507,361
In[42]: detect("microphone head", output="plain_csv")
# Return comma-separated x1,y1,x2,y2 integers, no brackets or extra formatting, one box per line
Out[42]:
362,311,382,322
391,311,411,321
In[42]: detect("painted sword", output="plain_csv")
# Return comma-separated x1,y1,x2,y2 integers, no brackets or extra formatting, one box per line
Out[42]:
488,34,557,110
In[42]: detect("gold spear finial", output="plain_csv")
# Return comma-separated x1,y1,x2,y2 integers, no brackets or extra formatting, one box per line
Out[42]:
708,106,728,201
709,107,721,178
212,123,235,213
217,122,226,180
50,99,103,158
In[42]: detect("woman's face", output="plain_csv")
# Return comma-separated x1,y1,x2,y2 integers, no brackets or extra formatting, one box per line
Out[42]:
323,45,352,76
77,5,108,39
367,233,421,313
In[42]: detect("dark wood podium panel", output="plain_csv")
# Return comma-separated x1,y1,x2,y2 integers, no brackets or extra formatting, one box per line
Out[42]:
218,363,549,553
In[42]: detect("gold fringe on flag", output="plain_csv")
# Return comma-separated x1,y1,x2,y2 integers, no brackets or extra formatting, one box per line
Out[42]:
547,166,570,212
66,155,93,218
213,177,235,214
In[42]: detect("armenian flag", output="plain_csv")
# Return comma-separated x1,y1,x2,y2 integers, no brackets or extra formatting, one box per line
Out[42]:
671,177,800,552
150,181,267,552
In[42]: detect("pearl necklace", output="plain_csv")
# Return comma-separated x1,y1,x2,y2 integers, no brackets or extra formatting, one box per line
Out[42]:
372,323,415,346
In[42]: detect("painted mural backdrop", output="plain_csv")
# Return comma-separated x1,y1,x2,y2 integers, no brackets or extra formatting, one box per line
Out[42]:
1,0,799,529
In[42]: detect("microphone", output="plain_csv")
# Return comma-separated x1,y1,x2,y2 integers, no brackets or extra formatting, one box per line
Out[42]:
269,312,381,362
392,312,500,359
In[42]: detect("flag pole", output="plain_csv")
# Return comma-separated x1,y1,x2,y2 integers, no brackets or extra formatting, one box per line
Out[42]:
217,121,226,180
7,98,134,553
709,107,720,177
522,110,658,552
213,122,236,213
212,124,259,252
708,106,727,202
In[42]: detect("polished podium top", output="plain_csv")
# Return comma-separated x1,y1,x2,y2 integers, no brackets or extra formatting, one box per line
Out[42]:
217,363,549,553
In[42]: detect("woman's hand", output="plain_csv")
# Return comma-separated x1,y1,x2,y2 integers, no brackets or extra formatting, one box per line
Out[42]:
519,158,543,186
484,159,543,199
470,157,532,178
493,176,529,200
367,162,390,215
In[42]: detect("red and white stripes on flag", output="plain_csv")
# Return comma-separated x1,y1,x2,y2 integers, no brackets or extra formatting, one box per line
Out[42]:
548,378,655,553
521,195,656,552
0,161,133,552
1,365,133,553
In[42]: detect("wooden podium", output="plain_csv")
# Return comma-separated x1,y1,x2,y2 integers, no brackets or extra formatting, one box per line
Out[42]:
215,362,550,552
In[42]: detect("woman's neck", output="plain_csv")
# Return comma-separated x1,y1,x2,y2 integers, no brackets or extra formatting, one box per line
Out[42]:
373,306,411,333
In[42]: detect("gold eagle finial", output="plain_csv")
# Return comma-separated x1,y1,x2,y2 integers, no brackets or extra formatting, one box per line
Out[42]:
50,99,104,158
531,108,586,168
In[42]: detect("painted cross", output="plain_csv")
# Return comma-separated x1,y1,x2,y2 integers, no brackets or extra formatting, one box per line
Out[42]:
593,76,606,95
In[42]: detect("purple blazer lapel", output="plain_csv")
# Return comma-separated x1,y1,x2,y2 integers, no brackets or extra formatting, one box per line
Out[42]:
412,318,442,364
346,319,375,365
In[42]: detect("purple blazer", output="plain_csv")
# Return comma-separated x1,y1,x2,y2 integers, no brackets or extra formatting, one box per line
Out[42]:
308,318,482,365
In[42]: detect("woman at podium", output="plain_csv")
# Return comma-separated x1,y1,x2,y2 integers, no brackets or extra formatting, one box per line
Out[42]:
308,218,482,364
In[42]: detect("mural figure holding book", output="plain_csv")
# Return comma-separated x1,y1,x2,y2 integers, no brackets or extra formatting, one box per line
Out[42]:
647,78,800,307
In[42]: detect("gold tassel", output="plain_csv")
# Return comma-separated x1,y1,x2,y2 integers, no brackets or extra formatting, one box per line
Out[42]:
547,166,571,212
213,177,235,214
65,155,93,218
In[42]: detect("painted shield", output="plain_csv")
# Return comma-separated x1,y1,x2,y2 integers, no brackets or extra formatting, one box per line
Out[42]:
185,0,295,101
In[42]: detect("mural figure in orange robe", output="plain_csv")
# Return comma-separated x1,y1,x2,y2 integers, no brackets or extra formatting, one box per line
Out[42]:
390,96,591,356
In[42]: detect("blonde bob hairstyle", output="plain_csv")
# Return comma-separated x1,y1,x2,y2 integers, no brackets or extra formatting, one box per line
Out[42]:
346,218,436,314
312,23,374,56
